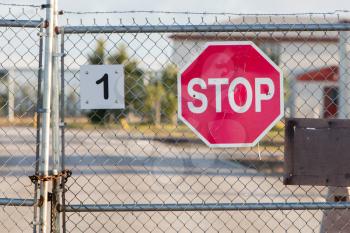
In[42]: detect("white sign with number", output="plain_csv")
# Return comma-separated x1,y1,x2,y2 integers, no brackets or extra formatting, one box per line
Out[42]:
80,65,125,109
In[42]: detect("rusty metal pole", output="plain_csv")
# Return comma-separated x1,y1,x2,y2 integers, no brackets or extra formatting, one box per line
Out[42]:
33,19,44,233
59,29,67,233
51,0,61,231
39,0,55,232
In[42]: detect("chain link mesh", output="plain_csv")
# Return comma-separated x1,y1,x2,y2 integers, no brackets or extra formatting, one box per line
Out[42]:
0,4,43,233
1,3,350,232
60,11,350,233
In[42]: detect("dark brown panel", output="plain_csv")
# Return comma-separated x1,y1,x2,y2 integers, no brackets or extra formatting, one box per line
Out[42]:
284,118,350,186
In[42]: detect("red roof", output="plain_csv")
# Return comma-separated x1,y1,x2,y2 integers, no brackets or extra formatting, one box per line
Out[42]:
297,66,339,82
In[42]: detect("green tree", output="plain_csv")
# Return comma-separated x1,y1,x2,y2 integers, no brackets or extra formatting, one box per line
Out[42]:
108,45,145,120
86,39,109,124
88,39,106,65
160,64,178,124
161,64,177,94
0,71,8,116
87,41,146,124
0,93,7,117
260,45,280,65
144,78,165,125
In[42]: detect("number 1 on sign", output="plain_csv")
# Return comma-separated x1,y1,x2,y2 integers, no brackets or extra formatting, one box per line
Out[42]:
80,65,125,109
96,73,109,100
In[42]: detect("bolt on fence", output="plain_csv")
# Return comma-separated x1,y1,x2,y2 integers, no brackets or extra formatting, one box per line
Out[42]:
1,2,350,232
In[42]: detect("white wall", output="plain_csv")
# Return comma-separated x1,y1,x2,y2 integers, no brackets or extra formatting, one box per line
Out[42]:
171,40,339,73
291,81,337,118
280,41,339,77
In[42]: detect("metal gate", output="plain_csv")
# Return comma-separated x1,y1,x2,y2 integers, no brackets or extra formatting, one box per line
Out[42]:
1,2,350,233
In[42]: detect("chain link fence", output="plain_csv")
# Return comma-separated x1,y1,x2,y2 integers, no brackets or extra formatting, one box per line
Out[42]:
1,3,350,232
0,4,43,233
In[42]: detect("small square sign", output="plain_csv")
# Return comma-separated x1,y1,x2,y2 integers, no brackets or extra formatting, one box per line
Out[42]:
80,65,125,109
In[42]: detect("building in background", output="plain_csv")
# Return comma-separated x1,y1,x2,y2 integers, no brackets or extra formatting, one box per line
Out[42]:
0,68,79,118
290,66,339,118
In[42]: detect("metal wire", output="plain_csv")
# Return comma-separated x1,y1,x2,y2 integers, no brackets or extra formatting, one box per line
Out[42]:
0,2,42,8
62,9,350,16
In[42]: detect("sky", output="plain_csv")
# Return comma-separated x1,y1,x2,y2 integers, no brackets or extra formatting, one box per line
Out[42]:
1,0,350,25
2,0,350,70
0,0,347,15
56,0,350,15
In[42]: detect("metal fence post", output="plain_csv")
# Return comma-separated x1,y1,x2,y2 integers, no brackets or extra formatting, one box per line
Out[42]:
39,0,56,232
339,24,350,119
33,19,45,233
59,28,67,233
51,0,61,232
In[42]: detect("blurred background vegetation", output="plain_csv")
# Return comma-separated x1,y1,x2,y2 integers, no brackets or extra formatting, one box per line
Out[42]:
86,38,178,126
0,39,284,150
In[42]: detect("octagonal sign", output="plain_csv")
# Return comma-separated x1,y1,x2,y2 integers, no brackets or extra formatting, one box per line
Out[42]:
178,41,283,147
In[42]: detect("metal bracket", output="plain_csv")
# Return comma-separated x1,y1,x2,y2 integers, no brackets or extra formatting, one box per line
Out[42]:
32,221,41,226
37,108,48,113
37,32,45,37
52,52,66,57
37,192,53,208
41,4,51,9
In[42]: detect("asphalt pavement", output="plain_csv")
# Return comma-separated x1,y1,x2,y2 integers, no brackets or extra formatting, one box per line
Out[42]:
0,126,327,232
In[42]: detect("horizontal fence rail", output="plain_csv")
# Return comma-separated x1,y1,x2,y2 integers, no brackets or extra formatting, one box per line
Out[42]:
2,199,350,210
0,198,36,207
2,19,350,32
63,202,350,212
0,19,42,28
62,23,350,34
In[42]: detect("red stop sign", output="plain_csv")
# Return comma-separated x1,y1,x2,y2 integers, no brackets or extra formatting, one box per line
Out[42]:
178,42,283,147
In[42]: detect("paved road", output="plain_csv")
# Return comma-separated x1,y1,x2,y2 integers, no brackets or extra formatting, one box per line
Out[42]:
0,127,327,232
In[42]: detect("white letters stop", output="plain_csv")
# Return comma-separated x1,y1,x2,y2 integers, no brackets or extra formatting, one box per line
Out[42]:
187,77,275,114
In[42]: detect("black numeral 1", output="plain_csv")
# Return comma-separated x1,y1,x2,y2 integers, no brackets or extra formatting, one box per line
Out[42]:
96,73,109,100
